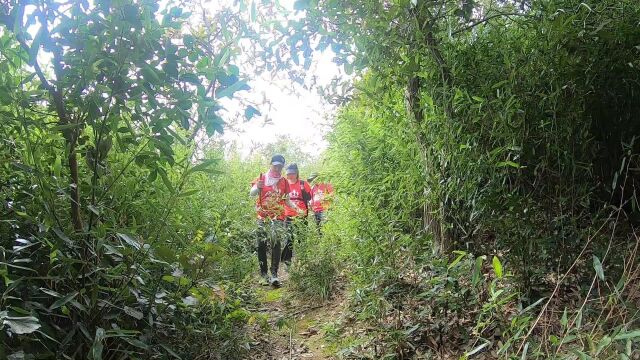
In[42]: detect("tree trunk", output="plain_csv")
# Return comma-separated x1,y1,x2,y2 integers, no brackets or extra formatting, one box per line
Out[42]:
2,3,84,232
68,144,83,232
404,76,446,255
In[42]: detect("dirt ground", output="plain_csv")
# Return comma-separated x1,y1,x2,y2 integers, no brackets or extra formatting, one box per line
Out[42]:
246,271,346,360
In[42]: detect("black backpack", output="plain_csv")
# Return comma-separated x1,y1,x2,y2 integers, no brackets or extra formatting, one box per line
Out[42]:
300,180,312,205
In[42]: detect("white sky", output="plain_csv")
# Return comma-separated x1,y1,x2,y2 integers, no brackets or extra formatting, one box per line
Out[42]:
214,1,343,158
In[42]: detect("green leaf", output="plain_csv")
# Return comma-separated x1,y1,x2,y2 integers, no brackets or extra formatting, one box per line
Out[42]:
40,288,62,298
179,72,200,85
160,343,183,359
615,274,626,292
520,342,529,360
87,204,100,216
204,112,225,135
448,250,466,270
2,315,41,335
215,80,250,99
123,337,149,350
614,330,640,341
90,328,105,360
244,105,261,120
593,255,604,281
496,161,521,168
147,169,158,183
158,168,174,193
141,64,162,85
154,245,176,262
466,341,490,357
28,27,44,65
183,34,195,49
521,297,546,314
595,336,611,355
117,233,141,250
472,255,484,286
153,138,175,161
53,155,62,177
52,123,84,131
178,189,200,197
575,309,583,329
492,256,503,278
124,306,143,320
561,308,568,327
572,350,590,360
344,62,353,75
188,159,219,174
53,228,72,245
49,292,78,311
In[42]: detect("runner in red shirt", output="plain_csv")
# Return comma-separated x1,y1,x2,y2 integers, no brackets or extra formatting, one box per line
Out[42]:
250,155,302,286
307,172,334,233
281,163,312,269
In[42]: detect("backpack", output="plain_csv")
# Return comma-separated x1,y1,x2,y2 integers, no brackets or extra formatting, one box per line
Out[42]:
300,180,312,205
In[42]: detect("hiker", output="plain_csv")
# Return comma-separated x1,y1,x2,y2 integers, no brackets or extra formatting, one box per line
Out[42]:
281,163,312,269
307,173,334,232
250,154,303,287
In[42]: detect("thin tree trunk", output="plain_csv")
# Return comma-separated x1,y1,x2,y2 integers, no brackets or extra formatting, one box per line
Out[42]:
404,76,445,254
68,145,83,232
35,8,84,233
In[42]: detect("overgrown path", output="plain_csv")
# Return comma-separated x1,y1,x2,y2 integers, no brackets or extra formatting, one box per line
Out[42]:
247,272,346,360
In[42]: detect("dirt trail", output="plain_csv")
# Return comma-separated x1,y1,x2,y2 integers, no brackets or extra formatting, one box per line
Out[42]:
247,272,346,360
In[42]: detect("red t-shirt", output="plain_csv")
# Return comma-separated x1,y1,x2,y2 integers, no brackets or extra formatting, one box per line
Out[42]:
285,180,312,217
252,174,290,220
311,183,334,213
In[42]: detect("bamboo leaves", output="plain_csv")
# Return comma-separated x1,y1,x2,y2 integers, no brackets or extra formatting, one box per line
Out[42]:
492,256,503,279
1,312,41,335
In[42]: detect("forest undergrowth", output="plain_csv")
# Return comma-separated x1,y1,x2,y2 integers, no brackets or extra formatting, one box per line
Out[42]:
2,0,640,359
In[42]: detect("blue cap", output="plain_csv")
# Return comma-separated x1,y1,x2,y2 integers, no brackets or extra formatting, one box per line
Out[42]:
286,163,299,174
271,154,285,165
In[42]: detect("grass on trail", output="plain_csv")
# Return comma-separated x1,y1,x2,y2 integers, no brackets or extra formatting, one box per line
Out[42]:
247,271,346,360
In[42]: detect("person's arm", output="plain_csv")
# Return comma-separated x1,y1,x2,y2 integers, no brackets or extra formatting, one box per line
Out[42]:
285,196,304,214
250,176,264,197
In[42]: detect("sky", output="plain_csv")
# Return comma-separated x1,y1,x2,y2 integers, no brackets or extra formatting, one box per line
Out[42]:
213,1,344,158
220,51,341,157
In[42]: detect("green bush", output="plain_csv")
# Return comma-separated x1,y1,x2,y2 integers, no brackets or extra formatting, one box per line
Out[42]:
289,220,338,301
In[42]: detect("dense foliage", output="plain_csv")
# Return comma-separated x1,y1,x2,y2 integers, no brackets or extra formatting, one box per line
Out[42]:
0,0,266,358
284,0,640,358
2,0,640,359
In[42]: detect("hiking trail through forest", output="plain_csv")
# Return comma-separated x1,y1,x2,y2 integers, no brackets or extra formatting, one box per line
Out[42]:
247,272,346,360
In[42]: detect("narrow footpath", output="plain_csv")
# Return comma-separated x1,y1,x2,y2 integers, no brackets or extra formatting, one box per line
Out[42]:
247,272,346,360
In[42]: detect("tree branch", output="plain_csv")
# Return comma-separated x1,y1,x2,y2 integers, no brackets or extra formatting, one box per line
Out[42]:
12,4,84,232
451,12,525,36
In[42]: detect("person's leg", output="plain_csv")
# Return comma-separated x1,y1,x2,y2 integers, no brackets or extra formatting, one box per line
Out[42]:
289,217,308,263
256,220,269,278
281,217,294,265
315,211,324,235
270,220,285,278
